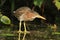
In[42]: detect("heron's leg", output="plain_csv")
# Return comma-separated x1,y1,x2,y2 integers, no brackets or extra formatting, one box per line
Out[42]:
24,21,27,31
22,21,26,40
22,21,30,40
22,31,26,40
23,21,30,33
18,21,22,40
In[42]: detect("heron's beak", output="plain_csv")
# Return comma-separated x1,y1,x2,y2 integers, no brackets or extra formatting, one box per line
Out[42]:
37,15,46,20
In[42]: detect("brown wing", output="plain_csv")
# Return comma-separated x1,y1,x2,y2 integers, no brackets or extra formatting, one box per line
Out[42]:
13,7,31,19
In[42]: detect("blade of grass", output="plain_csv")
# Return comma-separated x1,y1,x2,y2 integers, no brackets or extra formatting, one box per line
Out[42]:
0,33,17,36
52,32,60,35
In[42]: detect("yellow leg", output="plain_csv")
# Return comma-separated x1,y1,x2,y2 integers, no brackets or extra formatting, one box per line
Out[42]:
22,32,26,40
18,21,22,40
23,21,30,33
24,21,30,33
22,22,26,40
22,22,30,40
24,21,27,32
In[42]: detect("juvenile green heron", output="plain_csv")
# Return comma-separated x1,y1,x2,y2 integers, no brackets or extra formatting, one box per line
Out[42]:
13,7,46,40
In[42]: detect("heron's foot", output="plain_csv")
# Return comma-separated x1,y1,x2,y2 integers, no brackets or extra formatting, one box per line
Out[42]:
17,30,30,34
23,30,30,34
22,30,30,40
17,30,24,33
22,32,26,40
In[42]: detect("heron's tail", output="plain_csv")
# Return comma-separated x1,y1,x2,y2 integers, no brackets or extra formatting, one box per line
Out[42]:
13,11,16,13
36,15,46,20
